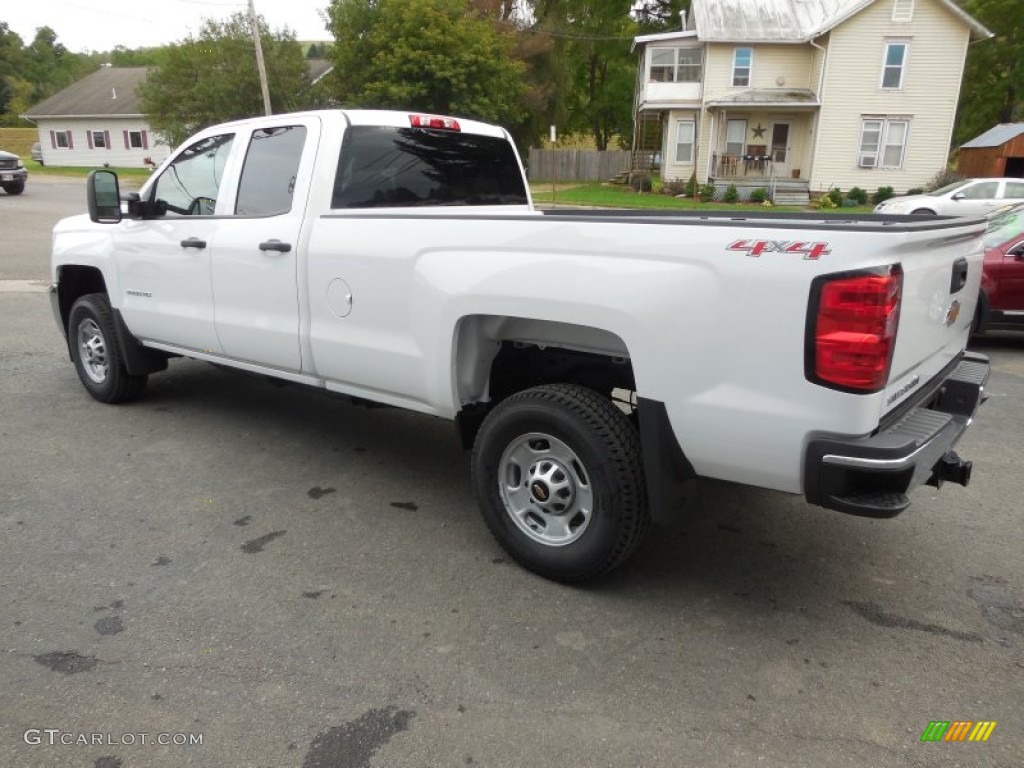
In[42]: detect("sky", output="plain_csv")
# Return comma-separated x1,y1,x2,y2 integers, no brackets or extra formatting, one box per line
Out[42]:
3,0,333,53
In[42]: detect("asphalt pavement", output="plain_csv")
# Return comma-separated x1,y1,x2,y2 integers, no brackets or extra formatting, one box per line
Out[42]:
0,178,1021,767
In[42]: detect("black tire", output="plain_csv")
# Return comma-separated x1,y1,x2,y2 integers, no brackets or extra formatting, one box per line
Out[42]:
471,384,650,582
972,292,988,336
910,208,935,215
68,293,147,403
2,181,25,195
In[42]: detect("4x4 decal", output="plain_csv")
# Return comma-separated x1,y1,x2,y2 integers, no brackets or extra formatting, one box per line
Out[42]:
727,239,831,260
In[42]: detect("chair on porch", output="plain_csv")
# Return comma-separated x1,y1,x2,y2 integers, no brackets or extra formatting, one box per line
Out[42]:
719,154,739,177
742,145,769,176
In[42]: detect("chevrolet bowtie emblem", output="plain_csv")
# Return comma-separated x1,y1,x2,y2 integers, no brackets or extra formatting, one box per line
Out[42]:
944,300,961,327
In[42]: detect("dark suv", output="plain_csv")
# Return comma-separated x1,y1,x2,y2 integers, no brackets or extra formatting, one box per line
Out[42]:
0,149,28,195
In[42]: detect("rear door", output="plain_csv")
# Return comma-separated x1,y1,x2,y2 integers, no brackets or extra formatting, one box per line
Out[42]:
209,117,321,371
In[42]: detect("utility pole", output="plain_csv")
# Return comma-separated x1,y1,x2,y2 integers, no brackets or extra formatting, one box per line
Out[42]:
248,0,272,115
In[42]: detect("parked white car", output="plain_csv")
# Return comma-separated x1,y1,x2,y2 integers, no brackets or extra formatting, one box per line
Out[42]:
874,178,1024,216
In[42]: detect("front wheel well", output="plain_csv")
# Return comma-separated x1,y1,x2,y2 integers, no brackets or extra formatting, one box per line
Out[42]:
56,265,108,333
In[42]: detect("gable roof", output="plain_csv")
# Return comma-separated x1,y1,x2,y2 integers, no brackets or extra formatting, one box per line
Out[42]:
690,0,991,43
25,67,149,118
961,124,1024,149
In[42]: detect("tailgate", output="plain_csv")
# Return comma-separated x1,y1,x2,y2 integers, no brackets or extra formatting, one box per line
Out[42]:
882,218,986,416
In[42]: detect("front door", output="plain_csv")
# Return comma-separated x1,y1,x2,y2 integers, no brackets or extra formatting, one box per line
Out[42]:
770,122,790,178
116,132,237,353
210,117,321,372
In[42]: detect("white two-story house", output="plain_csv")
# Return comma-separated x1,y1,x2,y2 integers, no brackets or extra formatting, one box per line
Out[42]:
632,0,991,200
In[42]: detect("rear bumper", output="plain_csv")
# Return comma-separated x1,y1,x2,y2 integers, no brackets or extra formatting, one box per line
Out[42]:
805,352,990,518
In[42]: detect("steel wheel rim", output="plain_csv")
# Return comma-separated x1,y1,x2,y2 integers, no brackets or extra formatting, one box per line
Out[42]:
77,318,108,384
497,432,593,547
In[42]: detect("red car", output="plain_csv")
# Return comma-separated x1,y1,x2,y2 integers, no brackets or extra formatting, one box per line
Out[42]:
976,204,1024,333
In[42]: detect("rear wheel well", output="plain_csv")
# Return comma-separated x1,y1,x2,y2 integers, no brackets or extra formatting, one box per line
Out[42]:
456,336,636,449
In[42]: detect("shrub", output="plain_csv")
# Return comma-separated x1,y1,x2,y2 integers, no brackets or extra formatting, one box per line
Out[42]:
926,167,963,192
749,187,769,204
873,186,895,205
813,194,838,210
699,183,716,202
687,173,699,197
629,172,653,192
662,178,689,196
827,187,843,207
905,187,924,196
723,184,739,203
847,186,868,205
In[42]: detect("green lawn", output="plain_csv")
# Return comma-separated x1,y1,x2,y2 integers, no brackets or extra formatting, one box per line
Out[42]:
28,164,154,181
530,182,874,214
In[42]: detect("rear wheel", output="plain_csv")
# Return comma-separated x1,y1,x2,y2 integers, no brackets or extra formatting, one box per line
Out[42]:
471,384,649,582
2,181,25,195
68,293,147,403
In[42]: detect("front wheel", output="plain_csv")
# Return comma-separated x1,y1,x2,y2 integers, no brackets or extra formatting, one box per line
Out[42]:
910,208,936,215
68,293,147,403
471,384,650,582
2,181,25,195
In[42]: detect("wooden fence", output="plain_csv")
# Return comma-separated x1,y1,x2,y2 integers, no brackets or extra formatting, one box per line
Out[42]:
527,149,631,182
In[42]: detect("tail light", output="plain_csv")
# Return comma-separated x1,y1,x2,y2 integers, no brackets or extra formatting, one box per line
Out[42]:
806,265,903,393
409,114,461,131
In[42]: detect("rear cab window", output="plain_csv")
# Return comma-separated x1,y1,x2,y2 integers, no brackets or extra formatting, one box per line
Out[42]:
331,125,528,209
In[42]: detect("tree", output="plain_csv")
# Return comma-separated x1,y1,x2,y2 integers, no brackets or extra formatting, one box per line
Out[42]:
955,0,1024,146
326,0,527,128
0,23,97,125
138,13,308,146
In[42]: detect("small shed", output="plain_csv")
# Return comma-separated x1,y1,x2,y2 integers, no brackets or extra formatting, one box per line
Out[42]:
957,124,1024,178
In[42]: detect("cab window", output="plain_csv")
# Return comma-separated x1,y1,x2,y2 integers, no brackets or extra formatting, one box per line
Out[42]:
235,126,307,216
150,134,235,216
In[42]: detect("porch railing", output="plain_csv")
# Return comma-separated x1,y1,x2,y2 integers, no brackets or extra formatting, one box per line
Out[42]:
711,151,774,179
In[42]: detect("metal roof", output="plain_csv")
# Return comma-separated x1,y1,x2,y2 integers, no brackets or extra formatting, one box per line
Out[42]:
961,124,1024,149
24,67,149,118
706,88,821,107
688,0,991,43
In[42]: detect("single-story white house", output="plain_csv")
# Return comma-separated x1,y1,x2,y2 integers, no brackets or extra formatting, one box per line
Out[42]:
23,67,168,169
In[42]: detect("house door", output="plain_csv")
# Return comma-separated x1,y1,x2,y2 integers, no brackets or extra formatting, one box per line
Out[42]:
770,123,791,178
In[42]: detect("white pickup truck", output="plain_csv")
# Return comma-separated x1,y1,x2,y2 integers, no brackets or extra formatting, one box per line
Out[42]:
50,109,990,581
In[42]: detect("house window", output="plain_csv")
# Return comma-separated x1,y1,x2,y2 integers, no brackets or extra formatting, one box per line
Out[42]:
732,48,752,87
859,117,909,168
55,131,71,148
892,0,914,22
675,120,695,163
92,131,107,149
881,42,908,89
650,48,702,83
726,119,746,156
129,131,144,149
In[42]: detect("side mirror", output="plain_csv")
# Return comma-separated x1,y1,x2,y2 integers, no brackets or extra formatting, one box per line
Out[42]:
87,170,122,223
951,192,966,201
1008,241,1024,258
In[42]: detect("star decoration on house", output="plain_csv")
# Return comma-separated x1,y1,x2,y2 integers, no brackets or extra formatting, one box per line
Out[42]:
752,124,767,139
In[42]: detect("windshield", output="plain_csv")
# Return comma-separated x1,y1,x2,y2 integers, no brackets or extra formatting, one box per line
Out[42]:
984,206,1024,248
929,180,971,196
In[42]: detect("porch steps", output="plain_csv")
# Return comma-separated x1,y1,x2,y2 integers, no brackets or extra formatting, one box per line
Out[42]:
773,190,811,205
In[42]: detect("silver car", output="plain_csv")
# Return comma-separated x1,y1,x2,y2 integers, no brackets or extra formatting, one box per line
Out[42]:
874,178,1024,216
